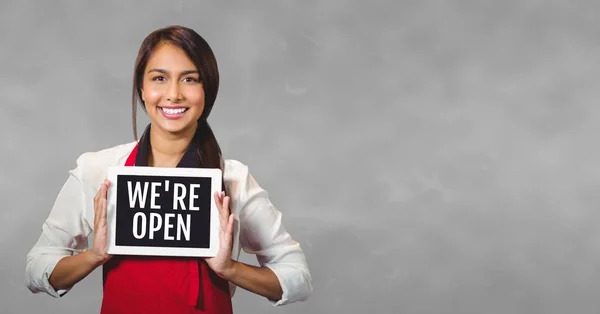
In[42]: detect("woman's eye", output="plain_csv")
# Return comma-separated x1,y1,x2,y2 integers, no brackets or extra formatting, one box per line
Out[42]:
152,76,166,82
183,77,198,83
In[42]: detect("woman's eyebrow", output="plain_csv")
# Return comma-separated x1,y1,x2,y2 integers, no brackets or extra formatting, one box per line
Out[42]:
147,69,199,75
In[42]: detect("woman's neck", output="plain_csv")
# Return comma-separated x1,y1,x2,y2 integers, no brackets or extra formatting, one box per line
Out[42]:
148,124,197,168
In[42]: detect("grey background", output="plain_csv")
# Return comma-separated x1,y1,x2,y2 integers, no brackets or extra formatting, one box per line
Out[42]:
1,0,599,313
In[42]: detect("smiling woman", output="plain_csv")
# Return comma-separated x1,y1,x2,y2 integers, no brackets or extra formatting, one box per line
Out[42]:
24,25,313,314
138,43,206,136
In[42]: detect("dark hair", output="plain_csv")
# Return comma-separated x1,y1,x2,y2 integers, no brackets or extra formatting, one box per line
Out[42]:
131,25,223,170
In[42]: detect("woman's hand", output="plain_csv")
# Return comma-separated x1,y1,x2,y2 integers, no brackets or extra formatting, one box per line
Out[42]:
89,179,113,266
204,191,236,279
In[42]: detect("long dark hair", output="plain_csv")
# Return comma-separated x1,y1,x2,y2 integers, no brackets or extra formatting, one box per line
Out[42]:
131,25,223,171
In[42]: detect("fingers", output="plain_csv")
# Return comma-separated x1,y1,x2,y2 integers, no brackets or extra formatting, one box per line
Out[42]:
222,195,230,214
91,180,112,261
216,213,235,252
94,187,102,222
214,191,231,232
102,179,111,195
214,191,229,211
94,180,111,224
94,180,110,202
98,180,110,204
93,180,111,201
226,214,235,236
98,195,107,225
214,191,225,202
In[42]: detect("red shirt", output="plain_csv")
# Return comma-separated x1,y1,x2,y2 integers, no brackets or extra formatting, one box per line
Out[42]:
100,138,233,314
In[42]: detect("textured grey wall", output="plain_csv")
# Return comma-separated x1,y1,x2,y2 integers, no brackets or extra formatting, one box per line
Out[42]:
2,0,600,313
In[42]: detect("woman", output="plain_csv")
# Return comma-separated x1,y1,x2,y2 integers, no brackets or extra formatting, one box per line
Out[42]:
25,25,313,313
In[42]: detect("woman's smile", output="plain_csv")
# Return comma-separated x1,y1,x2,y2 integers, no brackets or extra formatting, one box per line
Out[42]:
158,106,190,119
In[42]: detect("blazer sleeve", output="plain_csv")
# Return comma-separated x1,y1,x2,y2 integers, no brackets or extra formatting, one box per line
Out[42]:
236,165,313,306
25,154,92,297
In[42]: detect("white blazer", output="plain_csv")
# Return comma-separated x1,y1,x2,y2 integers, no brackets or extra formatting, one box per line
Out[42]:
25,141,313,306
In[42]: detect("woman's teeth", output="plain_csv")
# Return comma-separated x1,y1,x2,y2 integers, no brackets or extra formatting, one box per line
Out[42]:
160,107,187,114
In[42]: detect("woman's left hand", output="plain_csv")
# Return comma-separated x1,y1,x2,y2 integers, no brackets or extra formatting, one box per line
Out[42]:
204,191,236,280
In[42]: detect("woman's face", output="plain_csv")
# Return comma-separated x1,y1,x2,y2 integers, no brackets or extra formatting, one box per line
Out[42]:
141,42,205,135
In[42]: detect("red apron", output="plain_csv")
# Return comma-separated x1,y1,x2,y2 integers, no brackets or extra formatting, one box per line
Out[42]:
100,140,233,314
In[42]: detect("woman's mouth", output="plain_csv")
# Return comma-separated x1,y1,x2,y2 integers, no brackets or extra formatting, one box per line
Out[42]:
159,106,189,119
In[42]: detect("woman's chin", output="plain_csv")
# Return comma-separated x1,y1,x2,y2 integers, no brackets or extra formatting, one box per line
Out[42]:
152,119,196,136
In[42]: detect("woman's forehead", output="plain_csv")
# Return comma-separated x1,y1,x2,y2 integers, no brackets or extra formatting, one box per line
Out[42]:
146,43,197,71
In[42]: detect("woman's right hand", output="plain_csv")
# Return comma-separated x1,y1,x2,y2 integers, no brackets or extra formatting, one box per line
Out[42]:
45,179,114,290
89,179,113,266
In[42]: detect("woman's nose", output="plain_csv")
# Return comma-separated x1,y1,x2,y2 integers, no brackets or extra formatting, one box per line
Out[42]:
166,82,182,102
